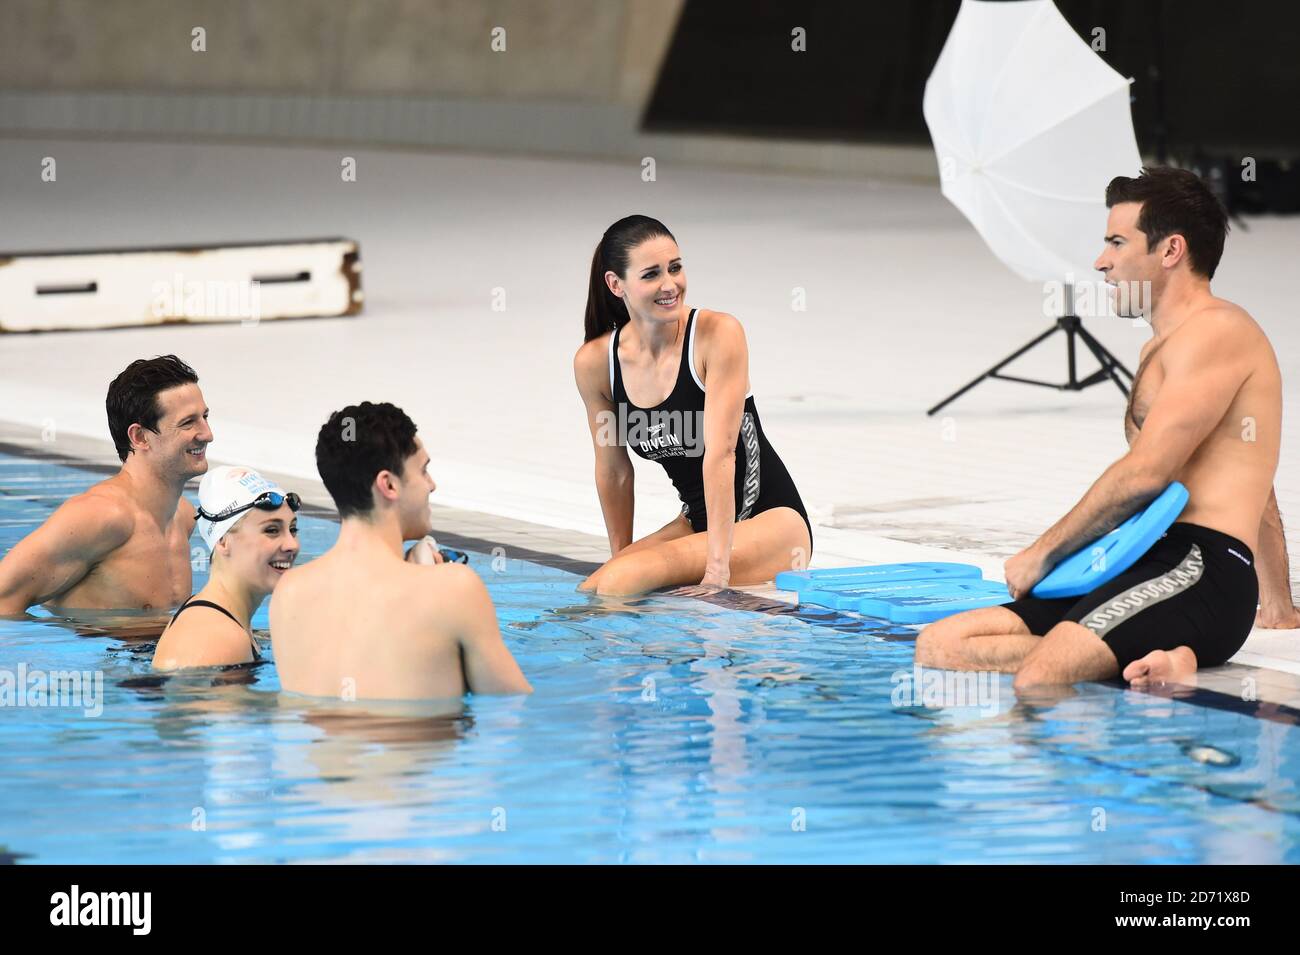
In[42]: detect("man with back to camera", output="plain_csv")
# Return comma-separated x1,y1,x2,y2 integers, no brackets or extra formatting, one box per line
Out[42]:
0,355,212,615
916,166,1298,688
270,401,531,700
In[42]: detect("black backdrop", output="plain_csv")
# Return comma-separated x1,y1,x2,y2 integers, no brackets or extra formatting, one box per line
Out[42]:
642,0,1300,157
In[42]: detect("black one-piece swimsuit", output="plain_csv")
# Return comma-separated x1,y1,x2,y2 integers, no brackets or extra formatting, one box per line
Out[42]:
608,307,812,552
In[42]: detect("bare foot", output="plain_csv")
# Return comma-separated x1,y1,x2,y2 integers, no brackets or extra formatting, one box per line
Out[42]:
1123,646,1198,687
1255,604,1300,629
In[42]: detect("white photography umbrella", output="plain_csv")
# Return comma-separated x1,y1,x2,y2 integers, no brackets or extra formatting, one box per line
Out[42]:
922,0,1144,413
924,0,1143,281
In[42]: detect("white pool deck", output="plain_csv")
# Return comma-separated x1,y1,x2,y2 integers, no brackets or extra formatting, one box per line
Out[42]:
2,136,1299,707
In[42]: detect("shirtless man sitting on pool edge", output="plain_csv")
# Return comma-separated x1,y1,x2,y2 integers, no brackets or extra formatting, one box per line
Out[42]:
915,166,1297,689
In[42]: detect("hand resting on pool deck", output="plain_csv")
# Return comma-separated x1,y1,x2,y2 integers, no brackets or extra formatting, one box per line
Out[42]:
270,402,531,701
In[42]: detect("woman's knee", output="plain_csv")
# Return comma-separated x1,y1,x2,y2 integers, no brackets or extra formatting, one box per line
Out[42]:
766,507,811,567
578,562,609,592
590,556,649,597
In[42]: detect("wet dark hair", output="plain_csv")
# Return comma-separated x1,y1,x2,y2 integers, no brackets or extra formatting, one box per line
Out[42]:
1105,166,1229,279
105,355,200,462
315,401,419,519
583,214,677,342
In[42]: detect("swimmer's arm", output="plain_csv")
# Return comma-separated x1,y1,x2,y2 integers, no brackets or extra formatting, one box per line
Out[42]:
699,314,748,584
1035,316,1247,567
0,493,133,614
1255,488,1298,626
575,341,635,554
447,565,532,695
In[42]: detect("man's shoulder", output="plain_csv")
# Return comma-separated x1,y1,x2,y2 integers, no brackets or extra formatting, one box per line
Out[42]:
1193,298,1257,334
80,475,133,507
403,562,486,630
276,554,476,598
404,560,480,600
271,557,319,597
1169,300,1261,359
56,481,136,540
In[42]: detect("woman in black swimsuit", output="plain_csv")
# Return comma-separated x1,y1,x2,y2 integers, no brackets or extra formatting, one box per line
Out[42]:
153,465,301,669
575,215,812,596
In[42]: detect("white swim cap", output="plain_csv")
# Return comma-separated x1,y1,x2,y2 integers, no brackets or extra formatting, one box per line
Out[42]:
196,465,292,552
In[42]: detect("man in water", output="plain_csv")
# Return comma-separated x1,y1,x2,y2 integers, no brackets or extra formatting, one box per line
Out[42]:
0,355,211,615
917,166,1297,688
270,401,531,699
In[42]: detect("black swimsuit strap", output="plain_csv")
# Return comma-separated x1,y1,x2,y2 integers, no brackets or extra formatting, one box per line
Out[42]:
171,597,241,626
170,597,262,661
610,321,623,397
678,309,696,388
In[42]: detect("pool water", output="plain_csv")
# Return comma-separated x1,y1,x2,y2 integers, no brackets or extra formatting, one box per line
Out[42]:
2,449,1299,863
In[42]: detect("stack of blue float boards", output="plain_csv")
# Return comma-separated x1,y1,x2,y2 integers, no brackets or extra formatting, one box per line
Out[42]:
776,483,1189,625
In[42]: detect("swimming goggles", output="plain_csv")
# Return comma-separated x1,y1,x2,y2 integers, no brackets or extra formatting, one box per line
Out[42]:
198,490,301,523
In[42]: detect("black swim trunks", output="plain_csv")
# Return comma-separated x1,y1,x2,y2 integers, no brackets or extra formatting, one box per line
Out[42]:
1001,522,1258,670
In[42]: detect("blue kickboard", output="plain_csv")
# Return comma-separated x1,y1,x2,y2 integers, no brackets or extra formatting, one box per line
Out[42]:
777,561,982,594
1030,482,1189,599
796,587,865,610
868,581,1015,625
783,483,1187,621
798,578,989,611
850,579,1009,617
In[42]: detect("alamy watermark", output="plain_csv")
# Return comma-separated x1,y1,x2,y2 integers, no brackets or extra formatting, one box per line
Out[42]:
49,885,150,935
0,663,104,717
151,273,262,326
891,663,999,716
1042,274,1152,322
595,407,705,457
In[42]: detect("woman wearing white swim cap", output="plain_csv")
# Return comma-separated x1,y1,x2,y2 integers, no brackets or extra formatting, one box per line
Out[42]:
152,465,301,670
